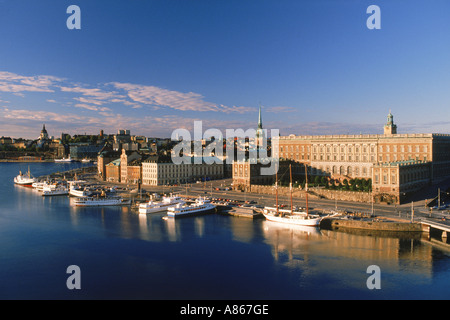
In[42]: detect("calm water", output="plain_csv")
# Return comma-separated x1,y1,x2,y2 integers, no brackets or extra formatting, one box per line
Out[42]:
1,162,450,300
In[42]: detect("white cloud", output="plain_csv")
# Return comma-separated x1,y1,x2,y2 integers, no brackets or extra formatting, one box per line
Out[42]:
0,71,64,93
59,85,125,101
265,106,296,113
0,70,261,138
73,103,112,112
74,103,100,111
110,82,256,114
111,82,220,112
74,97,105,105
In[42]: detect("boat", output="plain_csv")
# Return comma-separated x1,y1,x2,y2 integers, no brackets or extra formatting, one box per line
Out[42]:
55,156,73,162
69,184,92,197
14,168,36,186
138,195,185,214
262,164,322,227
263,208,322,226
166,197,216,218
81,158,91,163
72,195,131,206
32,181,46,190
42,185,69,196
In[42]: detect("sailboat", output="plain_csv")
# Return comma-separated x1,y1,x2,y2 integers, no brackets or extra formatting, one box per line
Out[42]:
263,164,322,227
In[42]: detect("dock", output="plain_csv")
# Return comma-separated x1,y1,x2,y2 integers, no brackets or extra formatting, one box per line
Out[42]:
321,216,423,232
420,218,450,240
225,207,264,219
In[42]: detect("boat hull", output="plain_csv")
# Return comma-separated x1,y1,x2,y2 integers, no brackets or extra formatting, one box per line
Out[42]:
262,213,322,226
138,200,185,214
139,207,168,214
167,205,216,218
73,197,131,206
14,181,34,187
42,189,69,196
69,189,92,197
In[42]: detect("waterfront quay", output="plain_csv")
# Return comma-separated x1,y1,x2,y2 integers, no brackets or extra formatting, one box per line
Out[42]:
42,165,450,244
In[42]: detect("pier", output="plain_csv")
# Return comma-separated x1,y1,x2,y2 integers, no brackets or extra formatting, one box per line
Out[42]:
420,218,450,240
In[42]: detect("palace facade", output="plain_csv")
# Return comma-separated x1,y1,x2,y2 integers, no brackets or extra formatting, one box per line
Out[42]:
234,111,450,204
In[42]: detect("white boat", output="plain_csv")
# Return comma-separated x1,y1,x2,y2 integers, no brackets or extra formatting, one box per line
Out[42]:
55,156,73,162
263,164,322,227
139,195,185,214
14,168,36,186
81,158,91,163
42,185,69,196
69,185,92,197
32,181,46,190
166,197,216,218
72,196,131,206
262,208,322,226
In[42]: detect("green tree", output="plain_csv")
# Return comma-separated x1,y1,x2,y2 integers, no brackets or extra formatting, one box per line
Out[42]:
314,175,321,186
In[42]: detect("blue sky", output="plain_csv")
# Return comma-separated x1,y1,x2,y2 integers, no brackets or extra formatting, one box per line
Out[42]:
0,0,449,139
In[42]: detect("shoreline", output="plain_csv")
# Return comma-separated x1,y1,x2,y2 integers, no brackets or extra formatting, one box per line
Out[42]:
31,164,450,242
0,159,53,162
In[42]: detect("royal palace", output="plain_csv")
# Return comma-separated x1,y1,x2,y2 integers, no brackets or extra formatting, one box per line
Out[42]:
233,112,450,204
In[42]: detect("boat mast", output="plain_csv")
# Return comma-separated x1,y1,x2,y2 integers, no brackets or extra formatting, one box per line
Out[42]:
290,164,293,215
276,169,279,215
304,163,309,217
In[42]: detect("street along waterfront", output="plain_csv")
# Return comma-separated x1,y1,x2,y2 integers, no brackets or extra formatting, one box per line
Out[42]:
1,162,450,299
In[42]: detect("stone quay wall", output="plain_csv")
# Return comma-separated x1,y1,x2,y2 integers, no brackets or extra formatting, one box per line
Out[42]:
248,185,371,203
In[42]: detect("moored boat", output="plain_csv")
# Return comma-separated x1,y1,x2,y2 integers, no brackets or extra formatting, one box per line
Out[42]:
262,208,322,226
263,164,322,227
55,156,73,162
138,195,185,214
14,168,36,186
166,197,216,218
32,181,46,190
42,185,69,196
69,184,92,197
72,196,131,206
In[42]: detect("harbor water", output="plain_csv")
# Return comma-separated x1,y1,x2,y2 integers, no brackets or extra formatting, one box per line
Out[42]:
1,162,450,300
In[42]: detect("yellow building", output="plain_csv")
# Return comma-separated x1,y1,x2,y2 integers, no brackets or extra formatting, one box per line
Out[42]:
237,111,450,204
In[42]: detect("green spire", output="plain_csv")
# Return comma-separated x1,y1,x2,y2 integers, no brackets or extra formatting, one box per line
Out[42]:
257,104,262,129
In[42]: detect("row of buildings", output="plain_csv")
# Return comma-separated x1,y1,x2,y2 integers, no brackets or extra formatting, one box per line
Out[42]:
98,148,225,185
233,111,450,204
93,108,450,204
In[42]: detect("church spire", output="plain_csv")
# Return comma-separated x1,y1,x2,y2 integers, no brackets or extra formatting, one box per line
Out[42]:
257,104,262,130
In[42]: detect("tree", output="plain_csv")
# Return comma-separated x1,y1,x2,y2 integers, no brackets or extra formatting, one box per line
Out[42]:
314,175,321,186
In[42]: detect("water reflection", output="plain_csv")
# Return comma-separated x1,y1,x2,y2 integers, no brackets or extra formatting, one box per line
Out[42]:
7,162,450,299
260,219,436,287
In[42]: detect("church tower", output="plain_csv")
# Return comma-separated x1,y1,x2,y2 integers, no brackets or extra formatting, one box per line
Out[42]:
40,124,49,140
383,111,397,135
255,104,265,148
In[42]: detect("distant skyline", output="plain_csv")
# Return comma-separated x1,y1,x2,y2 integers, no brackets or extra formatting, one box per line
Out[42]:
1,0,450,139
